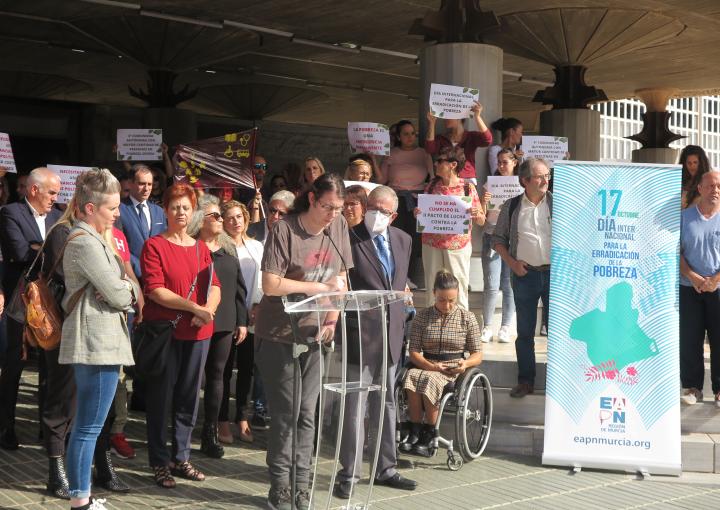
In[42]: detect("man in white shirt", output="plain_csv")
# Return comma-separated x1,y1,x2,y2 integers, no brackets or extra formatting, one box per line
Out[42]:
492,158,553,398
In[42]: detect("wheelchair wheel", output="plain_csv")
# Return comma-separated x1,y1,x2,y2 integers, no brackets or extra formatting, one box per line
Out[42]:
447,451,463,471
455,371,492,462
395,367,410,446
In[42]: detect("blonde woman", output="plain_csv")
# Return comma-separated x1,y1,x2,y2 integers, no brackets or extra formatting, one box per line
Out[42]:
299,157,326,189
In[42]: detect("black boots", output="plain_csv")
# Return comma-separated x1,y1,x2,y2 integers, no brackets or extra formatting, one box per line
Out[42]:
200,422,225,459
94,449,130,492
399,422,423,453
47,456,70,499
412,424,436,457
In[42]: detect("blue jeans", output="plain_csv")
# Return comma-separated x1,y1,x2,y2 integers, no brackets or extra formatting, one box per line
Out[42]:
66,364,119,498
512,269,550,385
481,234,515,328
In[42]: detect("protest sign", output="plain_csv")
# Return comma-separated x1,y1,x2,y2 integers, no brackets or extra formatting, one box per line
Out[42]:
0,133,17,173
486,176,523,210
429,83,479,119
522,136,569,163
347,122,391,155
116,129,163,161
416,193,471,235
47,164,93,204
344,180,380,193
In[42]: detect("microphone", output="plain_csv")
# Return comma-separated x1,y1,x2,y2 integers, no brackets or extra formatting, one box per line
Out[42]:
324,228,353,292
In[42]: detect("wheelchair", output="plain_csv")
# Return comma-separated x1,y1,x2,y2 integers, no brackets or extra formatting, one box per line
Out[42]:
395,360,493,471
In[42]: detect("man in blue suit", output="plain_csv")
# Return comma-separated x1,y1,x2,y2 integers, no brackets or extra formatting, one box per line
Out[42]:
0,167,62,449
119,164,166,277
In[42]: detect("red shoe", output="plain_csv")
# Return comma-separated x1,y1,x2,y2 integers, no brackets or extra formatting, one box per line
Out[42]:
110,433,136,459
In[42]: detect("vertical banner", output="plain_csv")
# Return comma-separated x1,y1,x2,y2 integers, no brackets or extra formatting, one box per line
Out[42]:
543,162,682,475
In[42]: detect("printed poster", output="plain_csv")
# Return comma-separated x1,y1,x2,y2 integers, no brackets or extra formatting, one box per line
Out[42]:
523,135,569,163
347,122,391,156
486,176,523,210
543,161,682,475
0,133,17,173
47,164,93,204
116,129,163,161
429,83,479,119
416,193,471,235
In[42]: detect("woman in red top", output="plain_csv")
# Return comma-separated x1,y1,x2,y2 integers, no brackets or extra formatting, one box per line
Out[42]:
140,183,221,489
424,101,492,184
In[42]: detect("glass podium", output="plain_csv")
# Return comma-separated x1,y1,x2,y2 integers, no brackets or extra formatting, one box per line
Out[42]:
283,290,409,510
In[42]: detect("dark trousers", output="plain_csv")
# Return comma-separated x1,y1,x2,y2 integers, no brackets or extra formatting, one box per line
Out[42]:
0,318,26,430
680,285,720,393
145,338,209,467
512,268,550,385
219,333,255,422
204,331,233,423
255,337,320,490
338,362,398,483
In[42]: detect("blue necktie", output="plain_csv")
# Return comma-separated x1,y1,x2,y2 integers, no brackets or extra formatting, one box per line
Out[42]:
137,203,149,238
374,234,394,282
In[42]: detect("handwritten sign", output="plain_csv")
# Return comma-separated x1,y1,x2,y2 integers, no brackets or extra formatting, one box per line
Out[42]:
522,135,569,163
486,176,524,210
347,122,391,156
417,194,471,235
0,133,17,173
48,164,93,204
117,129,163,161
429,83,479,120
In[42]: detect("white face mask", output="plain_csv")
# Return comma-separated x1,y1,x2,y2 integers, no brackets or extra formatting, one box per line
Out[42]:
364,209,391,235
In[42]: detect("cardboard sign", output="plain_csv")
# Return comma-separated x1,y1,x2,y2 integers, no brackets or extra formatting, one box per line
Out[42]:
117,129,163,161
47,164,93,204
486,176,524,210
522,135,569,163
416,193,472,235
347,122,391,156
0,133,17,173
429,83,479,119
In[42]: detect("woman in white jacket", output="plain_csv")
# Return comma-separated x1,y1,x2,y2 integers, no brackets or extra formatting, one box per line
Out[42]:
218,200,264,443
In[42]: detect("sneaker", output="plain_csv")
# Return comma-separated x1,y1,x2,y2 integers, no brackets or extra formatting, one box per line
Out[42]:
88,498,108,510
295,488,310,510
540,324,548,336
480,326,493,343
267,486,292,510
110,433,135,459
497,325,512,343
716,392,720,409
681,388,703,405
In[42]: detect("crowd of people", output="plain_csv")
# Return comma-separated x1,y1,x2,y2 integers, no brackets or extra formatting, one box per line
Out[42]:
0,105,714,510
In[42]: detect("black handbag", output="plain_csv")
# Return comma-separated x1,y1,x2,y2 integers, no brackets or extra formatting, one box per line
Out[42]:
132,243,204,379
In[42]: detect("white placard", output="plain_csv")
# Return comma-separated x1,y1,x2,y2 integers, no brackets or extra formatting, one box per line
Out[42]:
486,176,524,210
347,122,391,156
0,133,17,173
429,83,479,120
343,180,380,193
416,193,472,235
47,164,93,204
522,135,569,163
117,129,163,161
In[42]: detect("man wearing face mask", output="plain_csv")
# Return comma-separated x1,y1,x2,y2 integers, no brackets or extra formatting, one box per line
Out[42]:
334,186,416,499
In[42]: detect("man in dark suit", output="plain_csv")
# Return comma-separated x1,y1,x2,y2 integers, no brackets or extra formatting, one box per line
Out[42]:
119,164,166,278
0,167,62,449
335,186,417,498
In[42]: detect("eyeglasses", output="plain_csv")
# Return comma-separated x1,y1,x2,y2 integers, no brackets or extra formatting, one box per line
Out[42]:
344,200,361,208
205,212,223,221
532,173,552,181
316,200,344,213
268,207,286,216
368,206,394,217
254,163,268,170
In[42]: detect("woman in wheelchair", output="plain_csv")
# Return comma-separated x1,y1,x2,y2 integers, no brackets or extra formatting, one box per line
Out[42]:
402,269,483,456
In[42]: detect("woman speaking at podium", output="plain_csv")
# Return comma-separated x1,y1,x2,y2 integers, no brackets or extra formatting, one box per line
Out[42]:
254,173,353,510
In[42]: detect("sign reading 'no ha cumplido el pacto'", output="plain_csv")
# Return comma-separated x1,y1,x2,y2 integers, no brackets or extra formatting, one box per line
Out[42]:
543,161,682,475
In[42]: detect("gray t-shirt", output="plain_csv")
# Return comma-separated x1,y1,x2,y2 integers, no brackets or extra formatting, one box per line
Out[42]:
255,213,354,343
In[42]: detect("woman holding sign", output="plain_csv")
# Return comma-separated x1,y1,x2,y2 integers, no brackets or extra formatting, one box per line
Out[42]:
414,146,485,310
425,101,492,185
479,148,519,343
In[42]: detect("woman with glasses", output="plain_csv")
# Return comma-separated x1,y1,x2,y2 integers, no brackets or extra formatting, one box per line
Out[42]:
425,101,492,185
219,200,264,444
255,173,351,510
414,146,485,310
378,120,433,284
343,185,368,228
344,155,374,182
188,195,248,458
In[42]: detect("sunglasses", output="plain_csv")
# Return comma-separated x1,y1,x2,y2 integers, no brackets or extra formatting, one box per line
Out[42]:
254,163,268,170
268,207,286,216
205,212,223,221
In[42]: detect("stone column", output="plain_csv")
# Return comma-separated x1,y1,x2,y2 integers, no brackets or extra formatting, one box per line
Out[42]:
539,108,601,161
628,88,681,164
420,43,503,293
